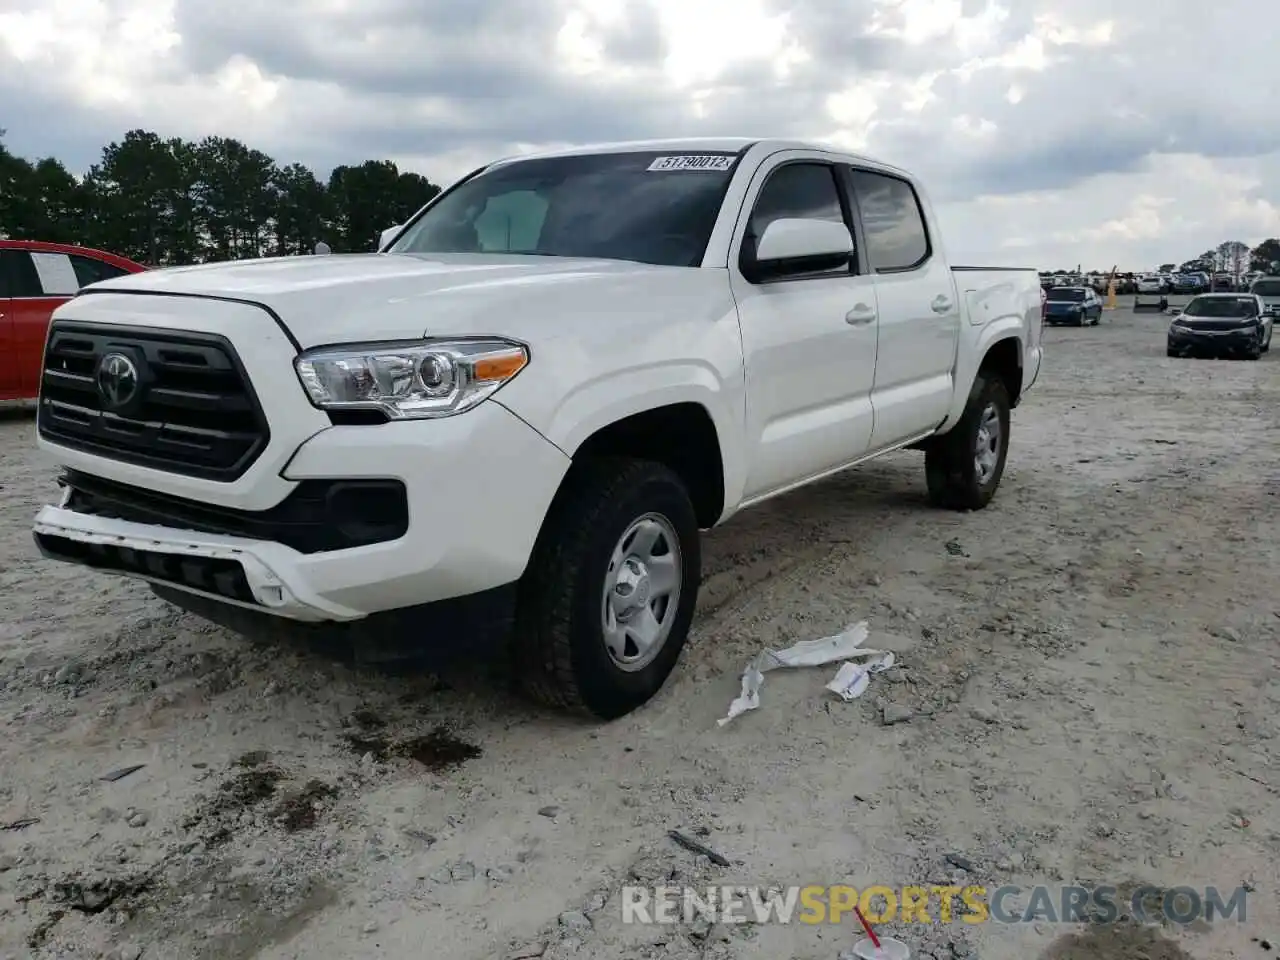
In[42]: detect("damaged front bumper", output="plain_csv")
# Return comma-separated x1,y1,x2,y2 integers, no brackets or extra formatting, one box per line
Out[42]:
33,503,365,622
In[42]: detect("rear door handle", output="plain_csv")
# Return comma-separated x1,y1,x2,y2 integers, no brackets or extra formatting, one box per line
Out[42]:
931,295,953,314
846,304,876,325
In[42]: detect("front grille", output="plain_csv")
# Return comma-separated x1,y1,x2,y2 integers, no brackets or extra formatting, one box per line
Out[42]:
58,469,409,554
33,532,257,604
1179,320,1254,331
37,321,269,481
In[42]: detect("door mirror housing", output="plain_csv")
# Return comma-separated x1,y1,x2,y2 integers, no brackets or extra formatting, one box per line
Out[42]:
378,225,403,251
745,218,853,281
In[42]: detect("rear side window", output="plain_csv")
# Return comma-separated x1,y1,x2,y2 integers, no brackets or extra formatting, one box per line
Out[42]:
0,249,43,297
29,252,80,295
70,254,130,287
749,163,845,238
848,169,930,272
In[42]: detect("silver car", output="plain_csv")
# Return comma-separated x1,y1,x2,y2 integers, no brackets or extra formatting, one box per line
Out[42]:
1250,276,1280,323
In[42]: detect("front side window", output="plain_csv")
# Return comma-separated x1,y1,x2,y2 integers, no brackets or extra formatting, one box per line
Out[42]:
848,169,930,272
390,151,739,268
748,162,845,237
29,252,79,295
1251,279,1280,296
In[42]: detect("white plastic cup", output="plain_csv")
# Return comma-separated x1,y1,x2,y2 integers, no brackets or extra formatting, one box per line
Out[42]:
853,936,911,960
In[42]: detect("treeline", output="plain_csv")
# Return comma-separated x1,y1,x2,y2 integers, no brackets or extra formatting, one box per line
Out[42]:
0,128,442,265
1043,237,1280,278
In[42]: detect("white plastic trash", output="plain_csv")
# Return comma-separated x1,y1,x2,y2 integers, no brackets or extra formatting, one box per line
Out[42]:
719,621,895,725
853,936,911,960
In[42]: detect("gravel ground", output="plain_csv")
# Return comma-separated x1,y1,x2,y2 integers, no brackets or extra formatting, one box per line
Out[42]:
2,300,1278,960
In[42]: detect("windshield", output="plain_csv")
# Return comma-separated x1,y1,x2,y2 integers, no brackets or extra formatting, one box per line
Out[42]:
1185,296,1257,318
1251,279,1280,296
388,151,739,268
1047,288,1085,302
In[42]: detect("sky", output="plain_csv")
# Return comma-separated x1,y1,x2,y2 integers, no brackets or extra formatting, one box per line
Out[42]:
1,0,1278,270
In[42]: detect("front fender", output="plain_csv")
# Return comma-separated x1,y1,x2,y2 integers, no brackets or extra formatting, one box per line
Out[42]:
498,360,748,518
561,364,742,504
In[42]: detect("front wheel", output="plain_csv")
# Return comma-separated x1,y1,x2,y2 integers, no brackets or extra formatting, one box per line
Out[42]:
514,458,701,719
925,375,1011,511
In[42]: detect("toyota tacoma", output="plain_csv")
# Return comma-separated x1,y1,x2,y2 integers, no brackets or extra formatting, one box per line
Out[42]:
32,138,1043,719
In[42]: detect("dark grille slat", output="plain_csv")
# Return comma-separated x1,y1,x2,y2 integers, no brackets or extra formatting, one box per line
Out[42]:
33,532,257,605
58,469,409,554
37,321,269,482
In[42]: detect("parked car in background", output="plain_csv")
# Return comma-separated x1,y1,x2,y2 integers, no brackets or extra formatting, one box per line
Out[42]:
1248,276,1280,319
1136,275,1164,294
1,240,148,404
1044,286,1102,325
1171,273,1201,294
30,137,1044,719
1167,293,1270,359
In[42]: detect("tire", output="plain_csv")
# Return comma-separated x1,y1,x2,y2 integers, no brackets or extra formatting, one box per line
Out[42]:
1166,347,1177,357
925,374,1011,511
513,457,701,719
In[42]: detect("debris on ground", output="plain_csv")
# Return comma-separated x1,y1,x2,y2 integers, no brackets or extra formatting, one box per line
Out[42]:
667,829,731,866
719,621,895,724
99,764,146,782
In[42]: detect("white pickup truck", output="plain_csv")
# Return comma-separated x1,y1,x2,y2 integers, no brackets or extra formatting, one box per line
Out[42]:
32,138,1043,719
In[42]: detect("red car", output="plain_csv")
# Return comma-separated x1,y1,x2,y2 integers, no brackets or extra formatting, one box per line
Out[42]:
0,240,149,405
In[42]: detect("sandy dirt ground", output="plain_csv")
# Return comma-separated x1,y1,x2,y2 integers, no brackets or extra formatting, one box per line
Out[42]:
2,301,1278,960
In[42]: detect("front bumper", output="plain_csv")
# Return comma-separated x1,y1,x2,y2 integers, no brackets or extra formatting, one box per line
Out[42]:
34,400,572,622
1044,310,1084,324
1167,326,1259,356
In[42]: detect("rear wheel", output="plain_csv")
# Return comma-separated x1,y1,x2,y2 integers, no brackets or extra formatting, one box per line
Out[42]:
514,458,701,719
925,374,1011,511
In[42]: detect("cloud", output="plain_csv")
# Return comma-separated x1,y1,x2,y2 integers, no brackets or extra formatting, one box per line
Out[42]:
1,0,1277,268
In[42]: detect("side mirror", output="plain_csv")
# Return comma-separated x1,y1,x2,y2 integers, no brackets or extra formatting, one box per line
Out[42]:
1169,307,1182,316
378,225,402,251
747,218,853,280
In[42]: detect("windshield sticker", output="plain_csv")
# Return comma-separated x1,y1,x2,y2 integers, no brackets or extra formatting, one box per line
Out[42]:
647,155,735,172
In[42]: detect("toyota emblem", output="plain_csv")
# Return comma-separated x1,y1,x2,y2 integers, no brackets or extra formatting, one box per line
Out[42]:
96,353,139,408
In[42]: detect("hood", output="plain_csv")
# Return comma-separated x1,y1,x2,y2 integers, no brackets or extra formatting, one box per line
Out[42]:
84,252,728,349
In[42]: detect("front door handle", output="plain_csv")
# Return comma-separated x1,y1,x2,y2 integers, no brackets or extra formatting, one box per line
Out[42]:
931,295,953,314
846,304,876,325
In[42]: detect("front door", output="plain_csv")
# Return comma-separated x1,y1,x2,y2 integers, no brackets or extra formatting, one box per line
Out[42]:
728,154,879,500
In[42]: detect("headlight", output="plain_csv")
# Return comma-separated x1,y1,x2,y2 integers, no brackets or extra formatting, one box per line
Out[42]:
295,338,528,420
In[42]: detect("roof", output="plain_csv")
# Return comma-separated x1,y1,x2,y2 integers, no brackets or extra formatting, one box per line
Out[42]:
0,239,147,271
487,137,909,176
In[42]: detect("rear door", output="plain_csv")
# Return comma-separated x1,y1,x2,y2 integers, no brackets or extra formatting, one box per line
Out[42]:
844,166,959,448
15,250,79,398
